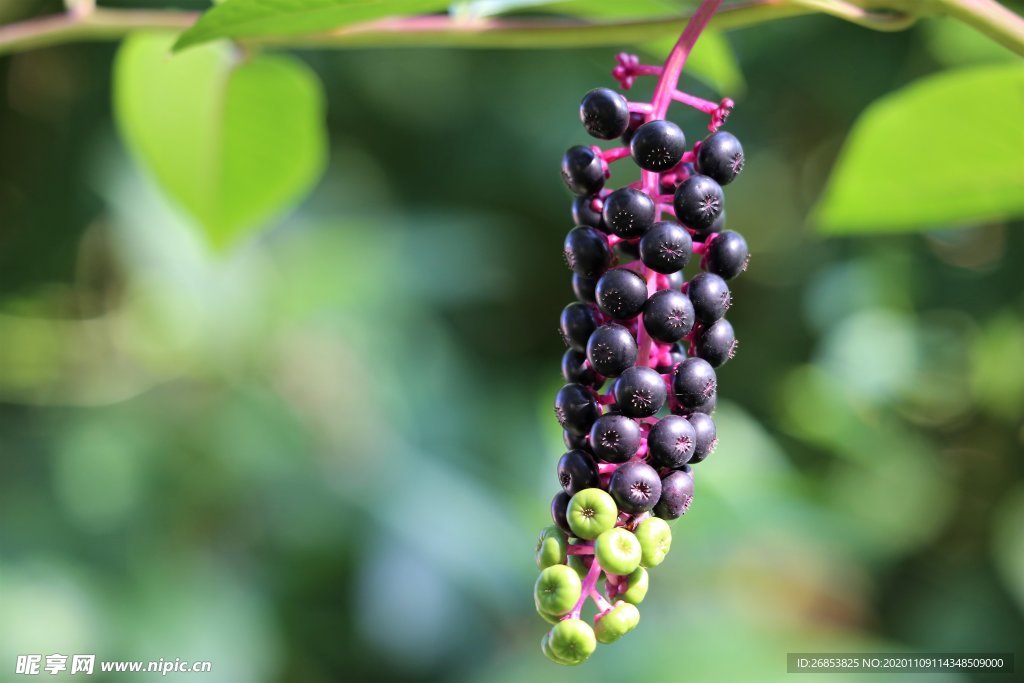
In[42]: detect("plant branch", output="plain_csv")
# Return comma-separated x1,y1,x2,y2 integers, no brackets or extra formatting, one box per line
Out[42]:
0,0,1020,56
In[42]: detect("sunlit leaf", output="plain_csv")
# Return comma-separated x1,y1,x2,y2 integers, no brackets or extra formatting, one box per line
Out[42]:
175,0,452,50
114,33,327,249
814,64,1024,233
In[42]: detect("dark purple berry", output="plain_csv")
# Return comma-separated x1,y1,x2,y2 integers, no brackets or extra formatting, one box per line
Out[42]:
609,461,662,514
561,145,605,196
620,111,646,146
554,383,601,436
572,274,598,305
630,120,686,172
642,289,694,343
596,268,648,321
673,174,724,230
572,195,605,230
654,469,694,520
563,429,589,451
559,302,598,352
704,230,749,280
564,226,612,277
647,415,696,468
586,323,637,377
613,366,666,418
690,390,717,416
557,449,600,495
602,187,656,239
588,413,641,463
551,491,573,534
562,349,600,387
672,357,717,412
580,88,631,140
639,220,692,274
694,319,737,367
696,131,744,185
688,412,717,463
686,272,731,323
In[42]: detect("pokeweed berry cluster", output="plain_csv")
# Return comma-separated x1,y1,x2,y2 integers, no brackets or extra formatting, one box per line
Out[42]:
534,0,750,666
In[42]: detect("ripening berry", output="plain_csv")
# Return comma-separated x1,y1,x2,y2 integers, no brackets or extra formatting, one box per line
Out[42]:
554,383,602,436
688,412,717,463
571,273,598,304
694,318,737,367
580,88,631,140
557,449,601,495
673,173,724,230
609,461,662,514
561,349,600,387
602,187,656,239
639,220,692,274
672,357,717,412
642,289,694,343
647,414,696,468
613,366,667,418
586,323,637,377
563,226,612,278
589,413,641,463
559,302,598,352
596,268,648,320
687,272,732,323
630,120,686,172
561,145,605,196
696,131,744,185
704,230,749,280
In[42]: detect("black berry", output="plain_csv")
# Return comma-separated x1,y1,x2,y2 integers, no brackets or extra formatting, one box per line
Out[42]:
688,412,717,463
609,461,662,514
672,357,717,412
639,220,692,274
601,187,656,239
596,268,648,320
694,319,737,367
642,289,694,343
647,415,696,468
580,88,631,140
551,490,573,534
562,349,600,387
620,111,645,145
613,366,666,418
559,302,598,352
561,145,605,196
572,195,605,230
564,226,612,277
630,120,686,172
673,174,724,230
571,273,598,304
653,469,694,520
696,131,744,185
563,429,589,451
554,383,602,436
557,449,600,495
586,323,638,377
686,272,731,323
588,413,641,463
704,230,749,280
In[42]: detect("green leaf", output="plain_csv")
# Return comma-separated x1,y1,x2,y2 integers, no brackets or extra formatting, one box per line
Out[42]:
114,33,327,249
175,0,452,51
814,64,1024,233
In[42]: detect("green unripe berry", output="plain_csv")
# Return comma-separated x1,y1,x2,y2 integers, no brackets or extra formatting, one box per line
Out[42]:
534,564,582,617
535,594,561,623
548,618,597,665
536,525,568,569
595,527,642,575
634,516,672,567
619,566,649,604
541,631,575,665
567,488,619,540
594,601,641,644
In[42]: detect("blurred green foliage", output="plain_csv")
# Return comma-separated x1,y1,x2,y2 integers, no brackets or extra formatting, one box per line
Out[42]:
0,1,1022,682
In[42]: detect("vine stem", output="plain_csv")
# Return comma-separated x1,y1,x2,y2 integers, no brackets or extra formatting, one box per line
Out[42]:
0,1,1021,56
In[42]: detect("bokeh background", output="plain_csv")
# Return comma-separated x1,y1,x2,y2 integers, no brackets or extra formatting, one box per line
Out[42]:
1,1,1022,682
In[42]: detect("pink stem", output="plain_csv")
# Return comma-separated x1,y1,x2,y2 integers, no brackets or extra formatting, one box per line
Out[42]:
590,588,613,613
597,462,620,475
649,0,723,121
627,101,653,114
672,89,720,114
602,146,632,162
567,555,604,620
567,544,595,555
